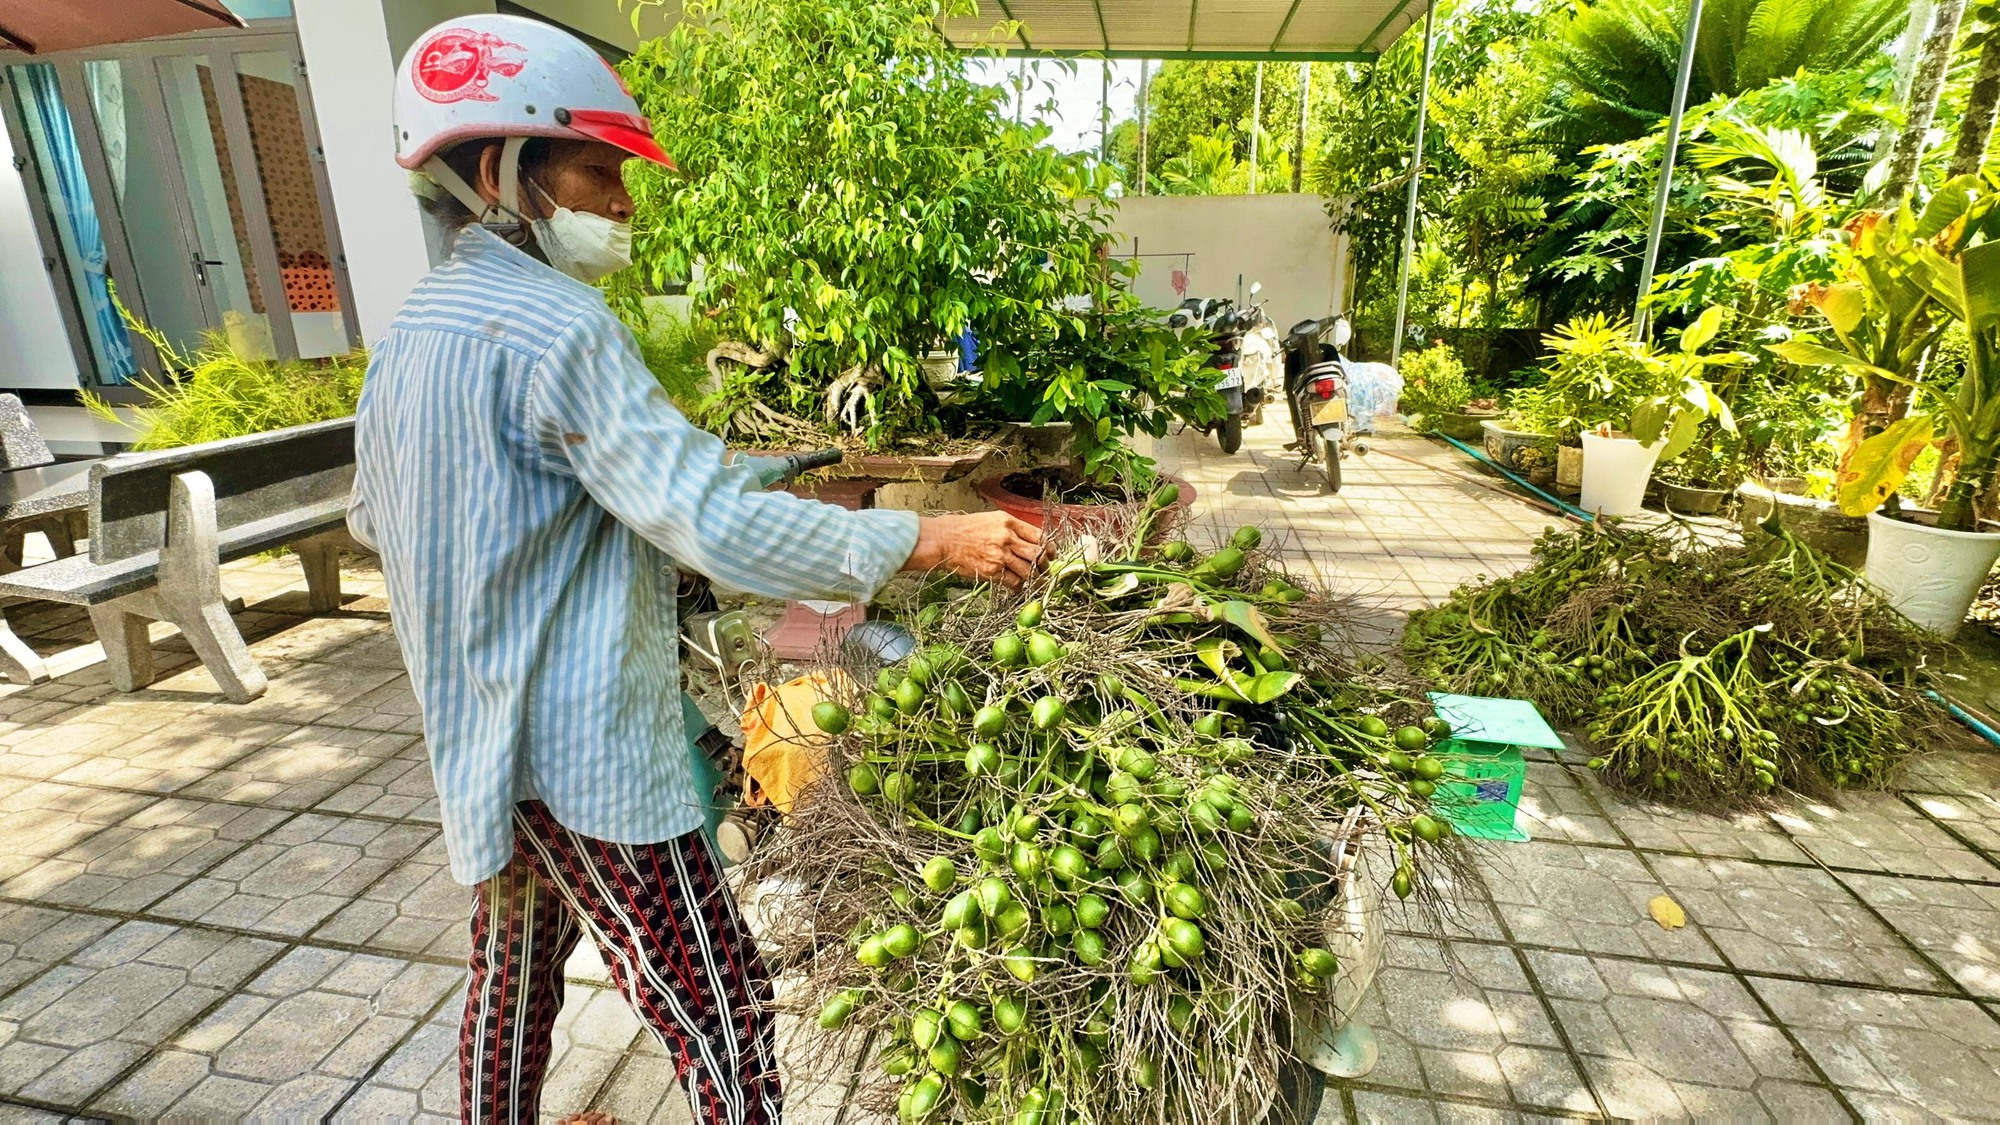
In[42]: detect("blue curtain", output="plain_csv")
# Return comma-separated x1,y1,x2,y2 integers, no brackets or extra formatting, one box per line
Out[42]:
22,65,135,383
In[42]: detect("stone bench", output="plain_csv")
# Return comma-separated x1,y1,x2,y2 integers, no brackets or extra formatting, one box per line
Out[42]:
0,418,357,703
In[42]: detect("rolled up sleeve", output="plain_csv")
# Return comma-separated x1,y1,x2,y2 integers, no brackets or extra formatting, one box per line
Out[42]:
523,314,918,603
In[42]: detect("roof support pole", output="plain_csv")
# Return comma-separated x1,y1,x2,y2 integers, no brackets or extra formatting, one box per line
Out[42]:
1388,3,1437,368
1015,58,1026,124
1631,0,1703,342
1138,58,1151,195
1100,59,1111,161
1249,61,1265,193
1292,61,1311,193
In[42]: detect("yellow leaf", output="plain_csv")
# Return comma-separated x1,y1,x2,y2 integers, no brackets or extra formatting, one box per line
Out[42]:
1835,415,1935,517
1647,895,1686,930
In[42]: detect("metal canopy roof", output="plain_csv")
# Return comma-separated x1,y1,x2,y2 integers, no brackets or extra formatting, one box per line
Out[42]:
940,0,1432,61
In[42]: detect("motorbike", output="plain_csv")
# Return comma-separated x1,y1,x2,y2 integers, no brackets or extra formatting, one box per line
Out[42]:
1282,315,1359,493
1178,284,1281,455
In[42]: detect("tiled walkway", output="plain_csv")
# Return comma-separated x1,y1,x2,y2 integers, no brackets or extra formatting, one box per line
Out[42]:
0,415,1994,1122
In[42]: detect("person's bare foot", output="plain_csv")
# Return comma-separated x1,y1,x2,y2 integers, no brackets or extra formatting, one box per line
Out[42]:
557,1114,617,1125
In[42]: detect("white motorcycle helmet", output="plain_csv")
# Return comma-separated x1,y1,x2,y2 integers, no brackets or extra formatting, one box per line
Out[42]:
393,14,674,225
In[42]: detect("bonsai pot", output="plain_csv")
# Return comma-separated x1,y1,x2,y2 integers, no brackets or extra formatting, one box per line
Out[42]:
1555,446,1583,496
1659,480,1731,516
1578,431,1663,518
1431,409,1499,443
1755,474,1809,496
1479,420,1545,472
1737,483,1868,568
977,472,1194,539
1864,510,2000,637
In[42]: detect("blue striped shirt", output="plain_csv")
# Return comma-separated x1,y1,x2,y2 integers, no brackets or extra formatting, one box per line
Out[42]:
350,227,920,885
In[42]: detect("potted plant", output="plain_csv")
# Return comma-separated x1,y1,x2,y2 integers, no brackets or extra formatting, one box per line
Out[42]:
1500,314,1659,481
1400,344,1491,441
1773,186,2000,633
1578,308,1740,518
1787,239,2000,633
1654,435,1746,515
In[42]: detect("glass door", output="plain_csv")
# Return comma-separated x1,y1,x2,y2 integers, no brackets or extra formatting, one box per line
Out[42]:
0,28,358,386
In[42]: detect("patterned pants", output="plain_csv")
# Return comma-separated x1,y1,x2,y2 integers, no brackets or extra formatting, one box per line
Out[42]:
460,801,781,1124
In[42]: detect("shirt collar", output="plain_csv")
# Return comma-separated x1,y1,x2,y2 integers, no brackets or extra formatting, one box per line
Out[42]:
452,225,601,299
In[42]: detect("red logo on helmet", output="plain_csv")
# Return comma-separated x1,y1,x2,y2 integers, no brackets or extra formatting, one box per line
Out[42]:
413,30,526,104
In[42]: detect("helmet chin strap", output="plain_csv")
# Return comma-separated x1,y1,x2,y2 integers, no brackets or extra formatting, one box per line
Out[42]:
420,137,533,241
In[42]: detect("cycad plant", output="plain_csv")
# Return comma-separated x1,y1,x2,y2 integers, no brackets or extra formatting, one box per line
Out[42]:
1538,0,1910,143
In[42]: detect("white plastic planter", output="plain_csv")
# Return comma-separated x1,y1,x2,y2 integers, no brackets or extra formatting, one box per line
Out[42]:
1579,432,1664,518
1865,511,2000,636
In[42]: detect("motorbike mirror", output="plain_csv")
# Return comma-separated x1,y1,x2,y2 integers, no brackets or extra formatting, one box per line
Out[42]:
1249,282,1262,297
1331,317,1354,348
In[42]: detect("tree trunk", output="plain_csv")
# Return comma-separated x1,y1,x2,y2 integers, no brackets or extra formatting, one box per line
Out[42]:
1884,0,1969,210
1952,29,2000,177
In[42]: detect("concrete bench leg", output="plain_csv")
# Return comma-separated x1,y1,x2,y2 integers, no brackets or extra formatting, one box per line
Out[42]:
86,472,268,705
87,604,151,692
0,610,49,686
294,534,344,613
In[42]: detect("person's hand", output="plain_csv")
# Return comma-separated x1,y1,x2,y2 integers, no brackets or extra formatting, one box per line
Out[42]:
904,511,1044,588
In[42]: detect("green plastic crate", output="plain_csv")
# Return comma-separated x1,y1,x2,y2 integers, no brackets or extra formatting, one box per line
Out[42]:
1434,740,1530,842
1424,693,1565,844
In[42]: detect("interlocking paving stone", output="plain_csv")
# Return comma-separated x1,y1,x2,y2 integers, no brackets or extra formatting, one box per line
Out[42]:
1769,791,2000,883
1646,855,1949,991
1472,840,1722,965
1898,747,2000,798
0,781,155,883
0,921,279,1105
0,796,290,912
1750,977,2000,1119
313,833,470,961
176,725,422,809
314,747,442,823
0,902,117,997
1509,762,1621,846
1573,772,1806,863
148,659,405,727
149,813,432,938
243,614,393,666
346,979,651,1122
1527,951,1841,1119
1334,935,1589,1113
313,675,426,735
1840,871,2000,999
1904,790,2000,865
90,948,461,1118
37,715,294,795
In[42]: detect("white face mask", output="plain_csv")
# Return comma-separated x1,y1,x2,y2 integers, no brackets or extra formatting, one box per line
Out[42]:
530,182,633,283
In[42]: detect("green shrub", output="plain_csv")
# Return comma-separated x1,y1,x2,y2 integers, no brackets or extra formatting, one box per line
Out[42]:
86,319,364,451
626,303,723,415
1399,344,1474,427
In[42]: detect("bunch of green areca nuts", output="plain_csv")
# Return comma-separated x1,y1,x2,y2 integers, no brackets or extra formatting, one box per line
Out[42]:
755,497,1457,1124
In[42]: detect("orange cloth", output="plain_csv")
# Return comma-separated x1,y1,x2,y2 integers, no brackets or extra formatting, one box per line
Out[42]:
738,670,851,814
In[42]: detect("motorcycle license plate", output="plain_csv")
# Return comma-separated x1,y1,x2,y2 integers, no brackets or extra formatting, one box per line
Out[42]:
1312,399,1349,425
1216,370,1244,390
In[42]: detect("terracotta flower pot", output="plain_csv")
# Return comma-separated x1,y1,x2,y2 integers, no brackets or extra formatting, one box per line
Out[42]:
977,473,1195,539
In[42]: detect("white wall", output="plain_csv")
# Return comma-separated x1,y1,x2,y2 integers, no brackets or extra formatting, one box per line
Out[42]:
294,0,439,344
1106,194,1349,333
0,123,85,390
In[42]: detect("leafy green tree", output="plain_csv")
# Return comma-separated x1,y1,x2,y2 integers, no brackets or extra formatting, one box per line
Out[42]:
619,0,1118,447
1126,61,1301,181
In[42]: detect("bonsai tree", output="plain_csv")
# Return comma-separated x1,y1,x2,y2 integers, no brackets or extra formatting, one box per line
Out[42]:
618,0,1136,449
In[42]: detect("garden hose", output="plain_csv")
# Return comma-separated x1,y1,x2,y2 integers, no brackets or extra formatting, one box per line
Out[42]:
1433,434,1598,522
1364,446,1571,520
1925,690,2000,749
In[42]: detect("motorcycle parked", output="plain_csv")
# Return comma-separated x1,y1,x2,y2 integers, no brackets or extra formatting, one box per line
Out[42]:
1281,315,1358,493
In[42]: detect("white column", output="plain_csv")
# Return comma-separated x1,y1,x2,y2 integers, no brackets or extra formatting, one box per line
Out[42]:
293,0,435,344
